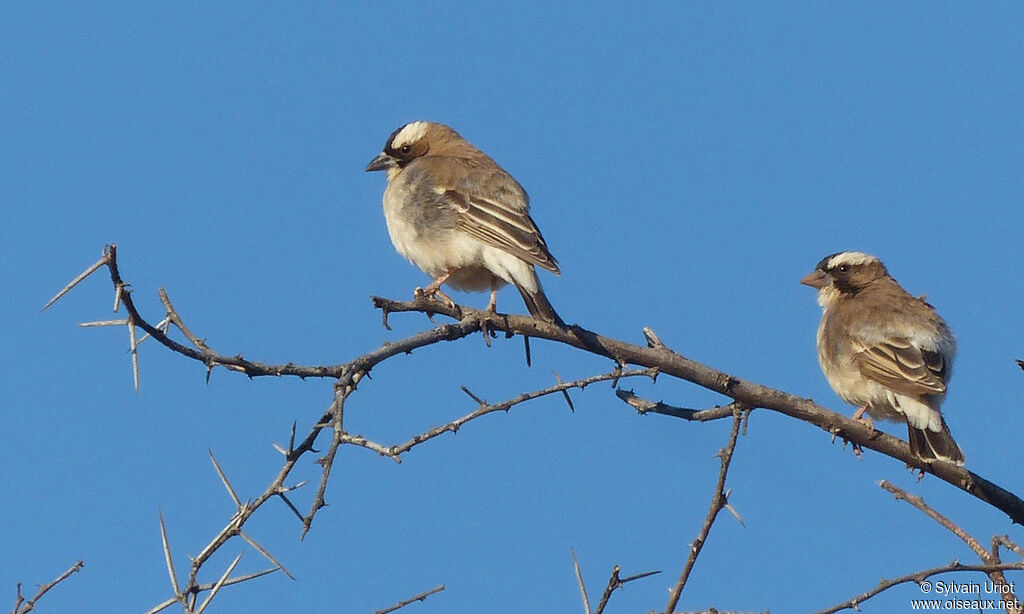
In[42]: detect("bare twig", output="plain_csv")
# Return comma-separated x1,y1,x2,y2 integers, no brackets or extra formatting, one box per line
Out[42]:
381,369,657,460
11,560,84,614
813,562,1024,614
642,326,666,350
880,480,1021,611
615,389,741,422
879,481,988,559
996,535,1024,559
373,584,445,614
593,566,660,614
664,409,744,614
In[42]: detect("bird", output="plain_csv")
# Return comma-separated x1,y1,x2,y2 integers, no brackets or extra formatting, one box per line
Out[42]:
365,121,564,325
801,251,964,465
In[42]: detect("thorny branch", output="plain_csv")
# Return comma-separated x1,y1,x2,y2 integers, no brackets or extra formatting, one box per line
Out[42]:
664,409,745,614
813,562,1024,614
594,567,660,614
43,246,662,611
878,480,1022,613
11,560,83,614
814,481,1024,613
373,584,445,614
570,550,659,614
40,246,1024,612
371,296,1024,526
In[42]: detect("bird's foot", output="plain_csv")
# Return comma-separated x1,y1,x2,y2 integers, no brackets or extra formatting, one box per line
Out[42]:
851,406,875,432
413,286,456,310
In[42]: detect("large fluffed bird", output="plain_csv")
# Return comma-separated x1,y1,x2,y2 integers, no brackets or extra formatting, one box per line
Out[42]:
366,121,563,325
801,251,964,465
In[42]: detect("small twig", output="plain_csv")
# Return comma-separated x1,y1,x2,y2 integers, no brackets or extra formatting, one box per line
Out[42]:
880,480,1021,609
12,560,84,614
302,387,352,539
339,433,403,463
383,369,657,459
571,548,591,614
664,410,744,614
158,289,213,354
813,562,1024,614
616,389,742,422
996,535,1024,559
373,584,445,614
642,326,666,350
879,480,988,560
593,565,660,614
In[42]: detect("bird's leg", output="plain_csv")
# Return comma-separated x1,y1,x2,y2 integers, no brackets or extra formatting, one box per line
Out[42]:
415,270,455,309
851,405,875,432
477,279,501,345
486,280,499,314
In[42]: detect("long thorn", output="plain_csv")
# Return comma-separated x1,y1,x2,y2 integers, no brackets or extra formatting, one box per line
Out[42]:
194,552,243,614
571,547,591,614
239,531,294,579
158,511,182,599
209,450,242,510
41,251,110,312
128,317,140,393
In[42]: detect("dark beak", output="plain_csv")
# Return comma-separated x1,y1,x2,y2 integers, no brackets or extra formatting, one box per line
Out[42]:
365,152,396,172
800,269,827,289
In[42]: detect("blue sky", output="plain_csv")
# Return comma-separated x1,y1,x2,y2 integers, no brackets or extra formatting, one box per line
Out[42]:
3,3,1023,612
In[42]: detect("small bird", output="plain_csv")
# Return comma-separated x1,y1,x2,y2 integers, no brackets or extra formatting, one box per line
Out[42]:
801,251,964,465
366,121,564,325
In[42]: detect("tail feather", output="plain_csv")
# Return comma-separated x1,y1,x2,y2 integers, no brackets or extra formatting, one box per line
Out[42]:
515,283,564,326
907,417,964,465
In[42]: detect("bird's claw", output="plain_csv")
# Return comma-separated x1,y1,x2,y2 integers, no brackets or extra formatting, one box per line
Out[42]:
413,287,456,310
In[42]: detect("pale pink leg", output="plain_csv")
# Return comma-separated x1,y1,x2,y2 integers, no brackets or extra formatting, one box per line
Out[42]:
851,405,875,432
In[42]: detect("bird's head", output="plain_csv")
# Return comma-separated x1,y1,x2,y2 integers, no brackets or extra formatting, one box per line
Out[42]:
366,121,468,179
801,251,889,307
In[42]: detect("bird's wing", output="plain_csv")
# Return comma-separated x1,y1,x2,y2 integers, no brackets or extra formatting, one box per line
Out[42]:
432,161,559,274
851,336,948,397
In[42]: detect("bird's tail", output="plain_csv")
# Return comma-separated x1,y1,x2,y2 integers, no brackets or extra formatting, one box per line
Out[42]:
907,417,965,465
515,280,564,326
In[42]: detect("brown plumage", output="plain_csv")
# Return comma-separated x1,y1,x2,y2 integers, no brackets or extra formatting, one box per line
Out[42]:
366,121,563,325
801,251,964,465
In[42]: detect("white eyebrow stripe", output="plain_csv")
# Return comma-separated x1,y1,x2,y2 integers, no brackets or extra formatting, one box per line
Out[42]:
392,121,429,147
828,251,878,268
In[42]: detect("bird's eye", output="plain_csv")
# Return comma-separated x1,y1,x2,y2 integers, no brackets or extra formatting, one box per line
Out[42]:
400,145,412,154
837,265,849,273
